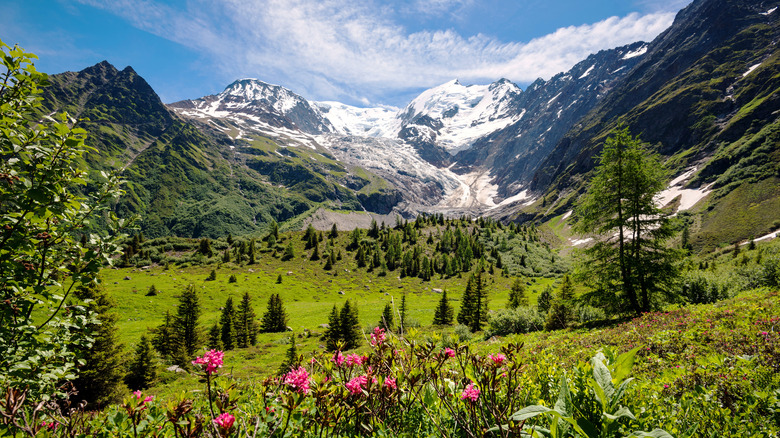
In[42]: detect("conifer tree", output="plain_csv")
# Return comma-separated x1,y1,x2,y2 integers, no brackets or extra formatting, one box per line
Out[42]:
310,240,321,261
507,278,528,309
72,282,126,409
125,335,157,391
399,293,408,332
260,294,288,334
379,303,394,330
237,292,260,346
220,297,236,350
546,275,576,330
432,290,454,326
208,322,223,350
268,220,279,242
199,238,213,257
457,275,475,326
329,223,339,239
537,287,553,314
223,248,230,263
175,284,202,357
249,238,257,264
323,305,341,351
151,310,178,359
339,300,361,350
207,269,217,281
282,241,295,261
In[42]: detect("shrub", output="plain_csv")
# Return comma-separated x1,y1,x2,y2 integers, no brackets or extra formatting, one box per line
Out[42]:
485,307,545,337
681,271,728,304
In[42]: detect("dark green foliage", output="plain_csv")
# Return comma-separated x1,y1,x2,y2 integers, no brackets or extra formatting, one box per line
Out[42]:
223,248,231,263
545,275,576,330
72,282,126,409
207,269,217,281
329,223,339,239
432,290,454,326
146,284,159,296
150,311,180,360
575,127,679,315
507,278,527,309
236,292,260,346
260,294,288,334
228,274,238,283
379,303,394,330
175,284,202,357
199,239,213,257
457,272,488,332
537,287,553,314
399,294,408,332
282,241,295,261
310,240,321,261
276,274,283,284
220,297,236,350
323,301,361,351
208,322,223,350
125,335,157,391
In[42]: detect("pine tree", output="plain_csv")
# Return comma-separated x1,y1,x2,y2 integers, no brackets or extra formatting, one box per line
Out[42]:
72,282,126,409
323,305,341,351
282,241,295,261
457,275,475,326
399,293,408,332
379,303,394,330
175,284,202,357
432,290,454,326
310,240,321,261
507,278,527,309
329,223,339,239
222,248,230,263
268,220,279,242
237,292,260,346
260,293,287,334
199,238,213,257
276,273,283,284
207,269,217,281
469,272,489,332
278,335,299,375
249,238,257,264
151,310,178,359
220,297,236,350
228,274,238,283
208,322,223,350
546,275,576,330
537,287,553,314
125,335,157,391
339,300,361,350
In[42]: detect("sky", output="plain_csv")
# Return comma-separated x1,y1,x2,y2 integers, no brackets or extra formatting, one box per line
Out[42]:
1,0,692,107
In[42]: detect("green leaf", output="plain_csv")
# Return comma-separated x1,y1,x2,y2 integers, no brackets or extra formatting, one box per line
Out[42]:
612,346,641,383
511,405,553,422
627,429,674,438
591,355,615,401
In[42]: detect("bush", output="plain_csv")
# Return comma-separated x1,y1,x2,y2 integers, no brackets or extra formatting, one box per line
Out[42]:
576,304,606,324
453,324,473,342
681,272,728,304
485,307,545,337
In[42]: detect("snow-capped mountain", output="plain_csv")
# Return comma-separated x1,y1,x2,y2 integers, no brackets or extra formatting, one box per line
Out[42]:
313,101,397,137
396,78,523,153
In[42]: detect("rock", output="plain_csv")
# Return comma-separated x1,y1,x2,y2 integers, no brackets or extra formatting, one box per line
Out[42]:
338,290,345,295
167,365,186,373
433,288,443,294
248,269,254,273
287,271,294,276
319,324,330,329
123,276,131,280
286,326,293,332
114,282,119,284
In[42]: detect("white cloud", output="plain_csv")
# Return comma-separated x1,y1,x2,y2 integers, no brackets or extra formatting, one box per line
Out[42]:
75,0,676,105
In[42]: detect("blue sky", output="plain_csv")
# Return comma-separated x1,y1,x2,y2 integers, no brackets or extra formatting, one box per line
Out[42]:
2,0,691,107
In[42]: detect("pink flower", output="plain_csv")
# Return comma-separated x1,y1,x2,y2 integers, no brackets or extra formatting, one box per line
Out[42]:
133,390,143,399
143,396,154,404
213,412,235,430
192,350,224,374
41,421,58,431
332,351,345,367
371,327,387,346
488,353,506,366
346,375,377,395
460,382,480,402
443,348,456,358
346,353,365,366
283,367,311,394
384,377,397,390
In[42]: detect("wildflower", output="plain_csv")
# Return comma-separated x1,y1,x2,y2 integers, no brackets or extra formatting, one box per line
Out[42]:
133,390,143,399
41,421,58,431
384,377,397,390
346,353,365,366
443,348,456,358
488,353,506,366
143,396,154,404
332,351,345,367
346,375,377,395
461,382,480,402
371,327,387,346
213,412,235,429
284,366,311,394
192,350,224,374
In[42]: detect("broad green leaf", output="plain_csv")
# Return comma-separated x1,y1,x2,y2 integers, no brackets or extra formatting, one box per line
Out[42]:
612,346,641,383
511,405,553,422
591,355,615,401
627,429,674,438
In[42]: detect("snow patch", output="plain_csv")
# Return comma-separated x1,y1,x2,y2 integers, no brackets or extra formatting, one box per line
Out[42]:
743,63,762,77
746,230,780,244
570,238,593,246
760,7,777,15
578,65,595,79
315,101,397,137
655,167,713,211
561,210,573,221
622,45,648,59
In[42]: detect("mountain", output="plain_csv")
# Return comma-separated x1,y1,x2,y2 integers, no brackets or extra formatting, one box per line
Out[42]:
528,0,780,249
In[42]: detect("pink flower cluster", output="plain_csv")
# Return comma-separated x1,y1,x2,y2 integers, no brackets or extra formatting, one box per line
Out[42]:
346,353,366,366
443,348,456,358
213,412,235,430
284,366,311,394
346,375,377,395
461,382,480,402
41,421,58,431
384,377,397,390
488,353,506,366
192,349,224,374
370,327,387,346
332,351,345,367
